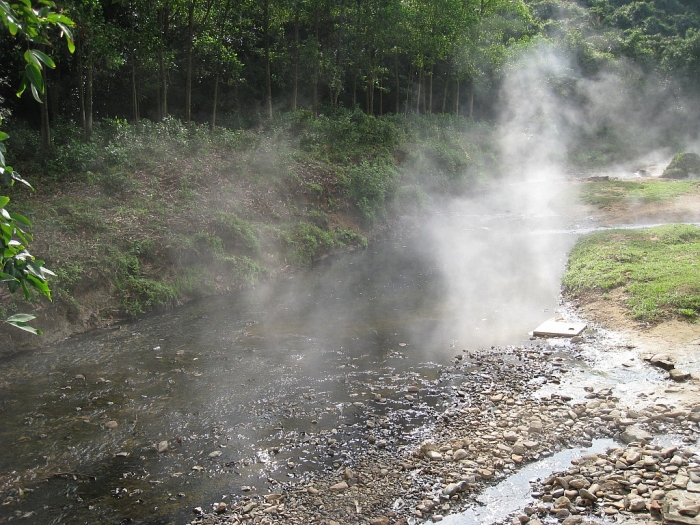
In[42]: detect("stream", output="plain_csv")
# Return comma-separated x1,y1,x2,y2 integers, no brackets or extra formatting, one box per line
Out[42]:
0,181,618,524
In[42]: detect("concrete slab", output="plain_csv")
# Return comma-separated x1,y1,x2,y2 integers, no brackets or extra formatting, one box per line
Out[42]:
532,318,587,338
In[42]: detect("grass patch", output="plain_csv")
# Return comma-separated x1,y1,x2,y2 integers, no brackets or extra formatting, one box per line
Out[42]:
563,224,700,322
579,180,700,208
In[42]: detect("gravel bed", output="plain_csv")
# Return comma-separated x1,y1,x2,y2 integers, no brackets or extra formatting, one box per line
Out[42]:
186,342,699,525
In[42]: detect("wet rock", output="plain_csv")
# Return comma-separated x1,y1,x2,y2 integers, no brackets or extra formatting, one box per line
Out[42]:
648,354,675,370
156,440,169,453
214,502,227,514
330,481,348,491
670,370,692,382
620,426,653,444
627,497,647,511
104,421,118,430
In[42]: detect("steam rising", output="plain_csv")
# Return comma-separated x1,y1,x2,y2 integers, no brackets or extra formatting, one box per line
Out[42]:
418,42,699,354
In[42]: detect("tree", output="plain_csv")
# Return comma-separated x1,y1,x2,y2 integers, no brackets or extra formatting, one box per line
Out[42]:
1,0,74,333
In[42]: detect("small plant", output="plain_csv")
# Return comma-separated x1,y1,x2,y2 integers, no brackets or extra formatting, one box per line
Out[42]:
346,159,397,224
210,212,260,253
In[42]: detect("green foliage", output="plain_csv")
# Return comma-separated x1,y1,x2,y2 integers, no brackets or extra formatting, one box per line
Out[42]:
564,224,700,322
662,152,700,179
210,212,260,253
280,222,337,265
578,180,700,208
346,159,398,224
0,195,55,333
298,108,404,163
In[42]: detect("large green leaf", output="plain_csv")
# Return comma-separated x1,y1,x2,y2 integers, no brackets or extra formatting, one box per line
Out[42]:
25,63,44,93
31,49,55,68
5,314,42,335
6,313,36,323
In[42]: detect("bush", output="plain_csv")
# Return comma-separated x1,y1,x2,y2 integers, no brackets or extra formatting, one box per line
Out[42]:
347,160,397,223
662,152,700,179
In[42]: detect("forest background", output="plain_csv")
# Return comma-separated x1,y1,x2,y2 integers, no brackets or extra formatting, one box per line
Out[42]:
0,0,699,348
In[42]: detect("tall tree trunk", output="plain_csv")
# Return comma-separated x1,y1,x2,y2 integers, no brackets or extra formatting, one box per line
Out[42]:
48,69,59,120
78,39,86,134
158,50,166,120
264,0,272,119
366,74,372,114
185,0,195,123
395,52,399,114
40,70,51,149
211,72,219,130
428,65,433,115
467,80,474,119
131,58,140,122
442,60,452,114
455,79,460,117
352,72,357,107
292,10,299,111
85,48,93,142
312,5,319,118
158,6,169,120
416,68,422,113
404,65,412,116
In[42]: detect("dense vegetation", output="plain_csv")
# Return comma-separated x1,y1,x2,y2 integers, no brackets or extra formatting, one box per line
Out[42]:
2,0,700,139
3,0,700,342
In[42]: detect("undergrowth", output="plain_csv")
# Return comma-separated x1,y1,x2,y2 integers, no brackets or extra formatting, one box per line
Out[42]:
563,224,700,322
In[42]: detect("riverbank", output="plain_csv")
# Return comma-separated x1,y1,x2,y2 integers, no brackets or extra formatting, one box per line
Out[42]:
185,325,700,525
1,113,499,355
185,178,700,525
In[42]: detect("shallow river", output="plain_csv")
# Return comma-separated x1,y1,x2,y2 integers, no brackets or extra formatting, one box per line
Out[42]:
0,183,588,524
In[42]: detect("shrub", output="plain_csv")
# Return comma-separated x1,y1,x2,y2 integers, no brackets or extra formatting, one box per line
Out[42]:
347,159,397,223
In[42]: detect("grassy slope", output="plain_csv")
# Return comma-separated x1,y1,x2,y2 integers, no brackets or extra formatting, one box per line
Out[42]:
0,111,498,347
564,180,700,322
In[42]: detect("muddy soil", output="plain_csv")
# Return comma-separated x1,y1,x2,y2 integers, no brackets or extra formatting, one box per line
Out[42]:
186,181,700,525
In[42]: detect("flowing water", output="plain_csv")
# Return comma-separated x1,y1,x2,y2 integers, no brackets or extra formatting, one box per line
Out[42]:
0,182,620,524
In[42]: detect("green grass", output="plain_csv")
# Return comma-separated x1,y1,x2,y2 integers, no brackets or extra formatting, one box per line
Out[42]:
563,224,700,322
579,180,700,208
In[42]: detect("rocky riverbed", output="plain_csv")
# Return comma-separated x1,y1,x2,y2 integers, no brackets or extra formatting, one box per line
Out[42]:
185,324,700,525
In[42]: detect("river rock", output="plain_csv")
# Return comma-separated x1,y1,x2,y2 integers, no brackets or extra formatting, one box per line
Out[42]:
157,440,169,453
215,502,227,514
503,431,519,442
330,481,348,491
453,449,468,461
105,420,118,430
627,497,647,511
443,483,460,496
670,369,691,382
579,488,597,501
621,426,653,444
426,450,443,461
648,354,675,370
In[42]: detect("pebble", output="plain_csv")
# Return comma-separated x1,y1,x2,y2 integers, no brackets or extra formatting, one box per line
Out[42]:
182,346,700,525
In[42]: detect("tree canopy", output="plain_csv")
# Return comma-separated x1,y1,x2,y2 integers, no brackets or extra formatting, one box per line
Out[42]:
0,0,699,138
